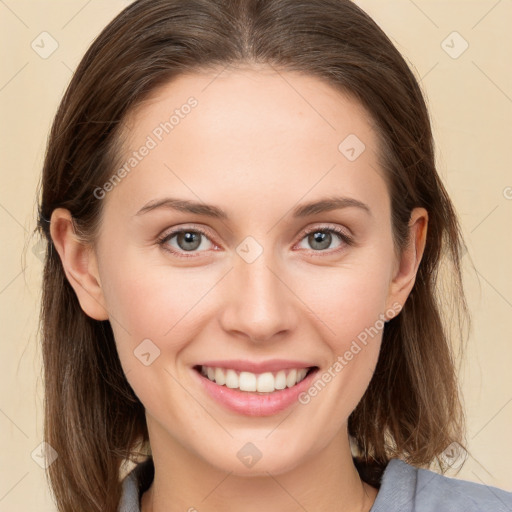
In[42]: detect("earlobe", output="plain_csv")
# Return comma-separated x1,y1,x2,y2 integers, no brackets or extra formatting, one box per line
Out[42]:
49,208,109,321
387,207,428,312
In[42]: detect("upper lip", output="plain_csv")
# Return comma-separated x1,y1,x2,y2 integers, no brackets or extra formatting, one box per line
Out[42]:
195,359,316,374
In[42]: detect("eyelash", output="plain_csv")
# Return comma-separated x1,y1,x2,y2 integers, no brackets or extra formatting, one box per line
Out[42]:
156,225,354,259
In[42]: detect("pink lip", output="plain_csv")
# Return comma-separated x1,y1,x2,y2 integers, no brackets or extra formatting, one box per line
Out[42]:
195,359,314,373
192,365,319,417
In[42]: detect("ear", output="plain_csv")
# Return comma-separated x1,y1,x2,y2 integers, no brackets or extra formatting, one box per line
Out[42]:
386,207,428,315
49,208,109,321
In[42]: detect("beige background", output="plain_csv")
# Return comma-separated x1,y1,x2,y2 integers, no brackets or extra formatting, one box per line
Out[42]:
0,0,511,510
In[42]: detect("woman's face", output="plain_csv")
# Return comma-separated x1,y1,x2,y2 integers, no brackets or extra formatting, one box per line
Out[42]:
75,66,425,475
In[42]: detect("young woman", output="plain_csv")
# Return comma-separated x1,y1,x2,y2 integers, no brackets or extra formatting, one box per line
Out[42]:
36,1,512,511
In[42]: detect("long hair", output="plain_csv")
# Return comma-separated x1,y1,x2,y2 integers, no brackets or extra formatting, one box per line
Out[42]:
35,0,469,510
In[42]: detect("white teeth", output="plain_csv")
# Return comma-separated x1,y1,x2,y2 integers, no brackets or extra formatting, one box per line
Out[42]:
286,369,297,388
274,370,287,390
214,367,226,386
225,369,238,389
257,372,275,392
199,366,310,393
239,372,257,392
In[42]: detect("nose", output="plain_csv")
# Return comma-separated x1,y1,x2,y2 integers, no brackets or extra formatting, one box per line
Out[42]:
218,248,297,344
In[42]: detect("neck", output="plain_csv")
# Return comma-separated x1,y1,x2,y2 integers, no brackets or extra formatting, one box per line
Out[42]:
141,419,378,512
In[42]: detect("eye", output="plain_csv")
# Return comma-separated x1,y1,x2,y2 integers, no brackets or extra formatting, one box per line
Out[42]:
157,224,354,259
295,225,354,254
157,226,217,258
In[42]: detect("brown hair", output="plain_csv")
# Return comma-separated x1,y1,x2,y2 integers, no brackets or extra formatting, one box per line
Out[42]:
35,0,469,510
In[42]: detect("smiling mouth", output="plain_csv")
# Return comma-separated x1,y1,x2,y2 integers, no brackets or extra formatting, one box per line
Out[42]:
193,365,318,394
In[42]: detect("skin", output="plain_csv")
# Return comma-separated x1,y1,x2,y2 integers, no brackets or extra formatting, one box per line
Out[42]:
50,65,428,512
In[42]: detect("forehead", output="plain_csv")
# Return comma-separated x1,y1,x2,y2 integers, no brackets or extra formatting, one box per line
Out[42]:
124,65,377,147
108,66,387,221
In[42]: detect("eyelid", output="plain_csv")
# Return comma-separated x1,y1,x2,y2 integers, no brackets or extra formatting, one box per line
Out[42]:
295,223,353,242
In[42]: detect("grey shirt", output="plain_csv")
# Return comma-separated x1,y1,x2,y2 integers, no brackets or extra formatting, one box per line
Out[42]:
118,456,512,512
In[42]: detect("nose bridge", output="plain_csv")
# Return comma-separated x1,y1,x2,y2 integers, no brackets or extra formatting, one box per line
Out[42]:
220,240,295,342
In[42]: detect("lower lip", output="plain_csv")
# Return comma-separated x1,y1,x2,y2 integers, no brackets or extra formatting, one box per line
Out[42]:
192,367,319,417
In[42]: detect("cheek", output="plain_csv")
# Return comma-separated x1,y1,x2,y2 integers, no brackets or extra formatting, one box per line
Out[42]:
99,250,228,375
99,239,213,329
295,258,392,343
100,262,214,417
293,259,392,406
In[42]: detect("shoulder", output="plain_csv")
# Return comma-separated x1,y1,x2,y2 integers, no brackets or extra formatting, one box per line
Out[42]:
118,457,154,512
117,456,512,512
371,458,512,512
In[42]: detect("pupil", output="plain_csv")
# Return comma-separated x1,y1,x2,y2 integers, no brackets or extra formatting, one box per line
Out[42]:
309,231,331,250
179,231,201,251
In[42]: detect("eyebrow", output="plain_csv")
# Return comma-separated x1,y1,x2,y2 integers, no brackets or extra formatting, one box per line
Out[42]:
135,195,371,219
